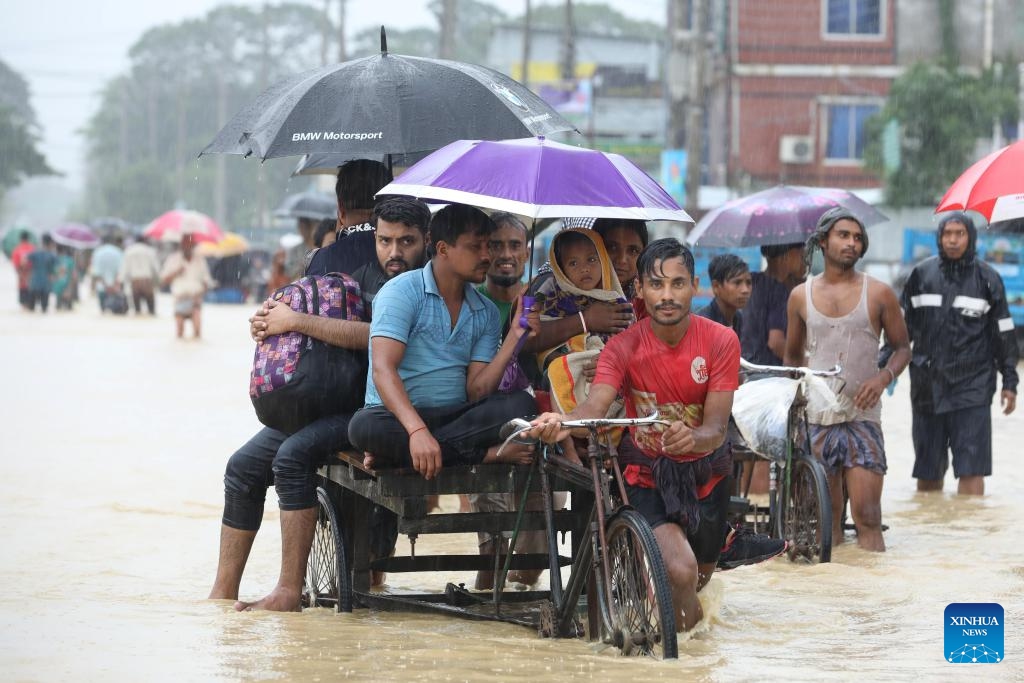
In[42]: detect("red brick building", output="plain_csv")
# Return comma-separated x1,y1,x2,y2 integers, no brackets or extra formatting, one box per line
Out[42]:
730,0,899,188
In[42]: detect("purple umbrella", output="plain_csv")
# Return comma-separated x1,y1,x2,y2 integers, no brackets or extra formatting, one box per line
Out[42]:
378,137,693,223
686,185,888,248
51,223,100,250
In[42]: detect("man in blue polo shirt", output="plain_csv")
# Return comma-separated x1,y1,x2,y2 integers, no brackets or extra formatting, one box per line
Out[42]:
348,203,538,480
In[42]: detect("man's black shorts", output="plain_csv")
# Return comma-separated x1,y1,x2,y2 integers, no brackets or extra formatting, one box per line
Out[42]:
912,405,992,479
625,476,730,565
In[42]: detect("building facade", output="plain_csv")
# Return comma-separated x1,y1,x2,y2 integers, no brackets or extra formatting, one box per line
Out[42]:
729,0,899,190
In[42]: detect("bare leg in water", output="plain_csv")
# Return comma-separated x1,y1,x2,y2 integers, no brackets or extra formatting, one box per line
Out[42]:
653,523,702,631
234,507,318,611
209,526,257,600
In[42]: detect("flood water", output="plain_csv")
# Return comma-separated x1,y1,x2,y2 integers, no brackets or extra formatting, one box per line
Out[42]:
1,265,1021,681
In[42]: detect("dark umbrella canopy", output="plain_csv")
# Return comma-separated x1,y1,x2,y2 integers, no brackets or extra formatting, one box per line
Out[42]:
273,191,337,220
291,150,431,176
686,185,889,248
201,35,576,161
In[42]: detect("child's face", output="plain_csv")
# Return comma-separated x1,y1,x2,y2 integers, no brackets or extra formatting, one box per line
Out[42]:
560,241,601,290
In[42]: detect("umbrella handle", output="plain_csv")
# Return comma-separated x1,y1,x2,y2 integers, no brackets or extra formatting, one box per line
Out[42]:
518,295,535,330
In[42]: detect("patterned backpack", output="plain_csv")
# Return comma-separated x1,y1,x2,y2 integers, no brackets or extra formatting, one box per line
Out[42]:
250,273,368,434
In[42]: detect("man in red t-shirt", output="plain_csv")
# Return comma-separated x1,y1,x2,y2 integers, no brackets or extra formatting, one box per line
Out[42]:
531,238,739,632
11,231,35,310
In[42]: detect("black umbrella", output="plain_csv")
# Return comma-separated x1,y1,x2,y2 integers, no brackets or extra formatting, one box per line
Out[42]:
273,191,337,221
290,150,432,176
201,28,577,161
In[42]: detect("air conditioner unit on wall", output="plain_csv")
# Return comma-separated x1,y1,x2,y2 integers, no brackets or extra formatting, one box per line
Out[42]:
779,135,814,164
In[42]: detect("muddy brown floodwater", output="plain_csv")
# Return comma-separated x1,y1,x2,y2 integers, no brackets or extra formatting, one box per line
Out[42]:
1,266,1021,681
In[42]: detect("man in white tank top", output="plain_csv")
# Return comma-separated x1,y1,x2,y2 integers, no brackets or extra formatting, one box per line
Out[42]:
784,207,910,552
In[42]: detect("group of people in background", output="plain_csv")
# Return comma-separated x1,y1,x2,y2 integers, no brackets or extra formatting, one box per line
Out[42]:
8,228,216,340
11,231,79,313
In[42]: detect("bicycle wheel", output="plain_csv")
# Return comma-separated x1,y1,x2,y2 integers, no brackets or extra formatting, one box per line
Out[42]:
304,486,352,612
598,509,678,659
781,454,832,564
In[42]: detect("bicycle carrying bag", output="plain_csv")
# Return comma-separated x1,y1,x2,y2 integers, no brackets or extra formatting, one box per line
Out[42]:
249,272,368,434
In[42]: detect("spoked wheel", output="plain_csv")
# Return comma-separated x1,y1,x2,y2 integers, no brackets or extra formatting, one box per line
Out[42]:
303,486,352,612
780,454,832,564
598,509,678,659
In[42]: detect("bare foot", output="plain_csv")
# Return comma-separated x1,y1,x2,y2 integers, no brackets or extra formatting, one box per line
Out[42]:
233,586,302,612
482,442,535,465
362,452,376,470
508,569,542,587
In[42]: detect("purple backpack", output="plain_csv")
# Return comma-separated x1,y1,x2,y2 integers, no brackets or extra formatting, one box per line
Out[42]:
249,273,368,434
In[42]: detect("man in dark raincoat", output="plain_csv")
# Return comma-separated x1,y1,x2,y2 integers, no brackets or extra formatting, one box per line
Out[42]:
901,212,1018,496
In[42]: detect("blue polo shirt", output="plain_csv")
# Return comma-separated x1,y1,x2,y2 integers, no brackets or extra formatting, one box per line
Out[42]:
365,261,501,408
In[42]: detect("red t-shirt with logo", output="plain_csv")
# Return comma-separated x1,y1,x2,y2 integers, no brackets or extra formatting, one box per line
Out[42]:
594,314,740,492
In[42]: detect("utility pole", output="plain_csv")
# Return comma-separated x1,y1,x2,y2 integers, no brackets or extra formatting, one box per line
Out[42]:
175,76,187,205
521,0,532,88
257,3,270,230
321,0,330,65
439,0,457,59
214,70,227,228
982,0,994,70
560,0,575,81
337,0,347,63
1018,62,1024,141
665,0,687,152
685,0,707,214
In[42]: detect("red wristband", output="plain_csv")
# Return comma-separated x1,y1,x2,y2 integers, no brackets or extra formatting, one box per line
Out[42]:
408,426,426,439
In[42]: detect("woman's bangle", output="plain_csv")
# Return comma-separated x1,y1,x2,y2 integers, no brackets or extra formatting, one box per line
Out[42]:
408,426,426,439
579,310,588,335
882,367,896,383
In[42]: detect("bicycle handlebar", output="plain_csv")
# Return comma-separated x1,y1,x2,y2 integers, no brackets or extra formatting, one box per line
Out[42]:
496,412,670,457
740,358,842,377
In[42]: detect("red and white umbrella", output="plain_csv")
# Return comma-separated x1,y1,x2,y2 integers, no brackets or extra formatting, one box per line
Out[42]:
143,210,224,244
936,140,1024,222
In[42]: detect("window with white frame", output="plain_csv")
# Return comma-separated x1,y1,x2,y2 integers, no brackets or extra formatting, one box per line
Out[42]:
826,103,880,161
825,0,882,36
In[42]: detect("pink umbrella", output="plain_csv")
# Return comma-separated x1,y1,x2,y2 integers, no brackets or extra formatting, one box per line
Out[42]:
143,210,224,244
52,223,100,249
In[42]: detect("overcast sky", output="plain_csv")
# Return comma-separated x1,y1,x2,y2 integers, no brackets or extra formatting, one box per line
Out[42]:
0,0,666,191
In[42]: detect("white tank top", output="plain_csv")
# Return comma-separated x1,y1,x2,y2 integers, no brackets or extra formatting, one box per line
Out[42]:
804,273,881,423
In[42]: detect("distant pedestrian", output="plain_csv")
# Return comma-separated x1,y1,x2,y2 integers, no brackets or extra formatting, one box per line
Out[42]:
26,234,58,313
161,234,215,339
901,212,1018,496
11,231,35,310
52,244,77,311
119,235,160,315
90,236,124,312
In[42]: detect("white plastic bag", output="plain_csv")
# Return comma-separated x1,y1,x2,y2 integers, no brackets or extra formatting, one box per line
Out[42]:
731,377,800,460
803,372,850,426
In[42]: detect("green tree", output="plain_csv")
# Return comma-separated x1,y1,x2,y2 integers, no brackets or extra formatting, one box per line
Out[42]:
349,0,508,64
0,59,56,206
0,59,37,127
517,2,661,38
865,61,1019,207
80,3,327,229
